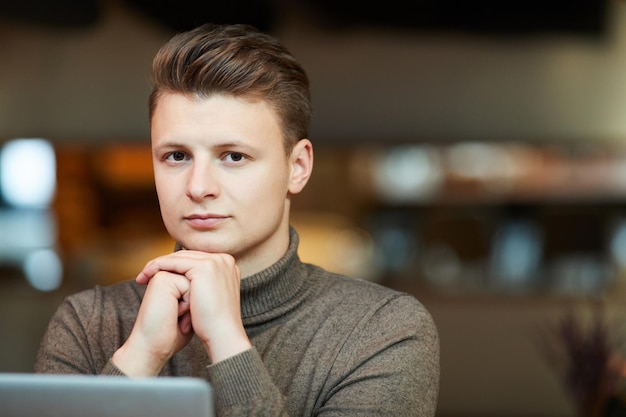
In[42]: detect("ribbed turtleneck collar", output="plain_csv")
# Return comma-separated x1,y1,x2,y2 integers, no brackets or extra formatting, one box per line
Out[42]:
238,227,311,325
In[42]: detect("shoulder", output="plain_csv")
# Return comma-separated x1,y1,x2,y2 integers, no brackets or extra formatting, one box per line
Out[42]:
305,263,434,326
65,279,144,303
62,280,144,319
303,265,439,365
306,263,419,303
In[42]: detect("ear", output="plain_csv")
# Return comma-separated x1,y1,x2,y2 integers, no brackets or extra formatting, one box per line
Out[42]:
288,139,313,195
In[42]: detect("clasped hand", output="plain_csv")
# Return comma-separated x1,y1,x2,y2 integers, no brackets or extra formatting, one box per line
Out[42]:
112,250,251,376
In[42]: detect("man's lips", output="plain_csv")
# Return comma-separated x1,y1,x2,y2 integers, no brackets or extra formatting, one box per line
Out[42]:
184,214,228,229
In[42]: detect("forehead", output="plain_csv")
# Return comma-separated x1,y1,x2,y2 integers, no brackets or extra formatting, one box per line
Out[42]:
152,92,275,119
151,92,284,147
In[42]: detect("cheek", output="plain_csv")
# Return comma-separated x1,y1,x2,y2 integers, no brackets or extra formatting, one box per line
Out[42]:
155,181,179,215
250,170,289,203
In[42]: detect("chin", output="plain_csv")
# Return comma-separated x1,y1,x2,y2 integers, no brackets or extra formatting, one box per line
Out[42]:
182,240,229,254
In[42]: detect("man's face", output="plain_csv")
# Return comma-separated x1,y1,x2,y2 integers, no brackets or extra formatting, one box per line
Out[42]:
150,92,309,275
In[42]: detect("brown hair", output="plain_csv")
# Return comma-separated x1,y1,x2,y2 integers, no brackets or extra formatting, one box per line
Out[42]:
149,23,311,152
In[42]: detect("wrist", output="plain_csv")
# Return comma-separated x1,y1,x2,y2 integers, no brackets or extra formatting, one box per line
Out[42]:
112,341,168,377
204,327,252,364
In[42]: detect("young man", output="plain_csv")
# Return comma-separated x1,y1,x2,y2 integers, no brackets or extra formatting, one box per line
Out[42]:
35,23,440,416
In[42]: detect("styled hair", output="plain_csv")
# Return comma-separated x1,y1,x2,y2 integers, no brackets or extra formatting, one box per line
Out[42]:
149,23,311,152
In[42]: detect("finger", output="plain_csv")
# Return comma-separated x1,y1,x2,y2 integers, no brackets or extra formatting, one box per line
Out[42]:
178,311,193,335
136,251,236,284
178,294,190,317
136,252,196,284
135,251,201,284
143,271,191,311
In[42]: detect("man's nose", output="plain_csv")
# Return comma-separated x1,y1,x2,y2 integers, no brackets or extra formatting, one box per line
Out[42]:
186,161,219,201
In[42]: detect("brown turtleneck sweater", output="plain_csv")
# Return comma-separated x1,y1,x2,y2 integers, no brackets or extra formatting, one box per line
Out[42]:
35,228,439,416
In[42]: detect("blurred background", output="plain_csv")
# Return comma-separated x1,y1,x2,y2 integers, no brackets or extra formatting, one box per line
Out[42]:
3,0,626,415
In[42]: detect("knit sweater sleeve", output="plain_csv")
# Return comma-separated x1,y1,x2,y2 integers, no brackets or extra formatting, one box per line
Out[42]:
34,283,138,375
34,291,102,374
207,349,288,417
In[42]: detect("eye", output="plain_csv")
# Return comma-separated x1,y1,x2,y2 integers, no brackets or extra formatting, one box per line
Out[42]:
165,151,188,162
225,152,247,163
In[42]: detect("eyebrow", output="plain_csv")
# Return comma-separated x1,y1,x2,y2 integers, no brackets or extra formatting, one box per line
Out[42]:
212,140,258,152
154,140,257,153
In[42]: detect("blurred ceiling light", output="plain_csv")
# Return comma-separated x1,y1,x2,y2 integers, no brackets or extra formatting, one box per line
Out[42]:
373,145,443,203
445,142,518,181
23,248,63,292
0,138,56,208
